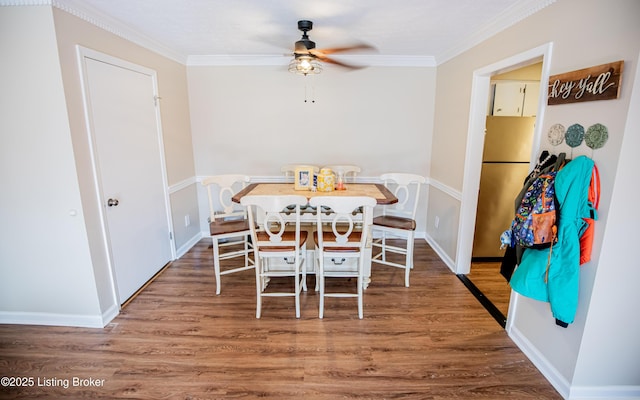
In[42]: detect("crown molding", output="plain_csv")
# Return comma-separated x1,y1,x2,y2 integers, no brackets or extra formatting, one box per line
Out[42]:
435,0,556,65
187,55,290,67
1,0,187,64
0,0,50,4
58,0,187,63
3,0,553,67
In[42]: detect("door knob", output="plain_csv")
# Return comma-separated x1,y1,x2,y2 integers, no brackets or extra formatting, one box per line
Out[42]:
107,198,119,207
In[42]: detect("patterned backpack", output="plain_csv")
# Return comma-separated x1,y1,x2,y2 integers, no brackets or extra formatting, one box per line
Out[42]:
510,171,558,248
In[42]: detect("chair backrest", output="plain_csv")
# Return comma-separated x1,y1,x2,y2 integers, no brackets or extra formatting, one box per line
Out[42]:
281,164,319,182
202,175,251,222
379,173,426,220
309,196,377,251
241,195,308,251
325,165,361,183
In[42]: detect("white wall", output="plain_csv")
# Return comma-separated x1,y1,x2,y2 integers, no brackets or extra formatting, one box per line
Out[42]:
428,0,640,397
0,7,103,326
52,7,200,257
1,5,201,327
569,51,640,395
187,65,436,234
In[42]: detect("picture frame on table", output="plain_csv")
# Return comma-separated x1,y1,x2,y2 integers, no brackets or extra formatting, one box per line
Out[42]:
294,166,314,190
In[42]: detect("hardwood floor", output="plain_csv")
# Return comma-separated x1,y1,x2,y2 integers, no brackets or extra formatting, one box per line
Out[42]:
0,239,561,399
467,260,513,318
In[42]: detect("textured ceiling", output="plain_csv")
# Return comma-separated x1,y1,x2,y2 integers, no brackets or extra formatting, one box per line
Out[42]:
47,0,553,65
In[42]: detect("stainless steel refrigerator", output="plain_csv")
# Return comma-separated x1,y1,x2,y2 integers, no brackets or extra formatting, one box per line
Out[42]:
472,116,535,259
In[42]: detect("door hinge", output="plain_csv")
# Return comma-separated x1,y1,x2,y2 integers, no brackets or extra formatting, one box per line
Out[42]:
169,232,173,240
154,95,162,106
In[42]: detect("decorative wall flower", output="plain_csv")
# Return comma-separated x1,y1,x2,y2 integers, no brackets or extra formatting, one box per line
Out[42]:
547,123,565,146
565,124,585,147
585,123,609,149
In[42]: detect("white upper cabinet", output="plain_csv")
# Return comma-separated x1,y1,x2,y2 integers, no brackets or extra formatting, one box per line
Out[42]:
490,81,540,117
492,82,526,116
521,82,540,117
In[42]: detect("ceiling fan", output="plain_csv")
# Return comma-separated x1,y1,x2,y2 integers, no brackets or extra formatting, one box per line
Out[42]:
288,20,374,75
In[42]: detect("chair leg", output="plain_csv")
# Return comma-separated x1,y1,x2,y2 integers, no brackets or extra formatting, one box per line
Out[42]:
314,253,320,292
212,237,222,295
408,236,415,264
301,250,307,292
380,234,387,262
295,258,301,319
319,262,325,319
405,234,414,287
261,259,270,291
357,274,364,319
244,235,250,269
255,258,262,319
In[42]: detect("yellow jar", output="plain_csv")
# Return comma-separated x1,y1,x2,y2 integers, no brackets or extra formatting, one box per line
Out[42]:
317,168,335,192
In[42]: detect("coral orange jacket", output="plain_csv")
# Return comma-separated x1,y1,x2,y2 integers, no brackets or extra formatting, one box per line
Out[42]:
580,164,600,265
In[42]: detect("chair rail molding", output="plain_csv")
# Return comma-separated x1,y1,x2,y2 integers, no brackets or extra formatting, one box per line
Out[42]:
169,176,197,194
427,177,462,201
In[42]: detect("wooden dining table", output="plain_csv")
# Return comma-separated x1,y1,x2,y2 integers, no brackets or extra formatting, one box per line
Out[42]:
232,182,398,288
231,182,398,205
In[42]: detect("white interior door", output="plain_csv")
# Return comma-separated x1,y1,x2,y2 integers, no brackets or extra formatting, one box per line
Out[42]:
80,50,173,304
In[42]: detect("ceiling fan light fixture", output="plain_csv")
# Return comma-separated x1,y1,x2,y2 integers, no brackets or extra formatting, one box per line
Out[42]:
289,56,322,76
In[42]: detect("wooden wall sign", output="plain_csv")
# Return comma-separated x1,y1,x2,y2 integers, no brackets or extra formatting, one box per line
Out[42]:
548,60,623,105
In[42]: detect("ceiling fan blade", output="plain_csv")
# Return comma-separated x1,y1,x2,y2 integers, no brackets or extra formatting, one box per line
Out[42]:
287,21,376,71
312,43,376,55
313,54,365,70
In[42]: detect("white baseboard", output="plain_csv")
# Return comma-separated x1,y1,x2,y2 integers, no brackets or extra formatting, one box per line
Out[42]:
569,385,640,399
100,303,119,327
509,325,571,399
423,232,456,272
0,310,106,328
176,232,206,258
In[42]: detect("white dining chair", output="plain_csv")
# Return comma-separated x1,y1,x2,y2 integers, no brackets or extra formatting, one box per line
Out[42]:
310,195,377,319
325,165,361,183
371,173,426,287
241,194,309,318
202,175,255,295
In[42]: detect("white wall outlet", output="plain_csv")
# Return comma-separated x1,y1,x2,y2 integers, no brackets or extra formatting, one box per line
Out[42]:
434,216,440,229
184,214,191,227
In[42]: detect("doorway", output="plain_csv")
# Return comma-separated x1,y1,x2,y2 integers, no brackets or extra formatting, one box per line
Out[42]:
455,43,553,329
78,47,175,305
468,63,542,326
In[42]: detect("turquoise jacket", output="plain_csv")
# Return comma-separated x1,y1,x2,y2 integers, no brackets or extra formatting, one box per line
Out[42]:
510,155,595,326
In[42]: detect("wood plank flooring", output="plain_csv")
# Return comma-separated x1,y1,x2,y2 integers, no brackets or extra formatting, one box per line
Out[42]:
467,261,513,318
0,239,561,399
